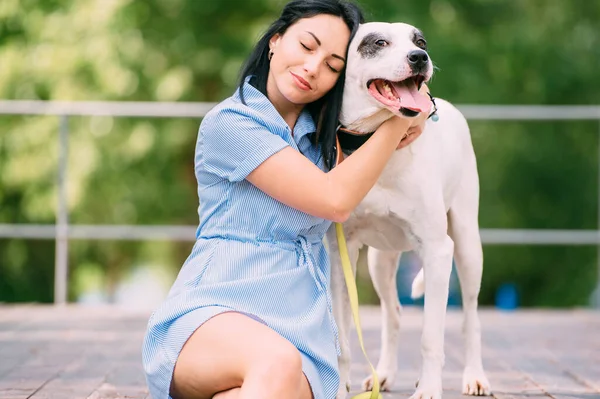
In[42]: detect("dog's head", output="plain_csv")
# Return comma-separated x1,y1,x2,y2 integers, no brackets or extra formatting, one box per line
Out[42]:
341,22,434,132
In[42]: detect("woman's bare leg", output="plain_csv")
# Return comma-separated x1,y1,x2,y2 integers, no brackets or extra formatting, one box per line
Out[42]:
170,312,314,399
212,387,240,399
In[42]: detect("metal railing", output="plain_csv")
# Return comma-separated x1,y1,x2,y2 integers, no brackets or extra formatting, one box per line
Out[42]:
1,100,599,305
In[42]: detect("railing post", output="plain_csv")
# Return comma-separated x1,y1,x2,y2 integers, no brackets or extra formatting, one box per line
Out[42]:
54,115,69,305
597,120,600,308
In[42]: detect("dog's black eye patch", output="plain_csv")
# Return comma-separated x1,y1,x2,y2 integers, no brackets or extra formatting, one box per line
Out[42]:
412,29,427,50
357,33,389,59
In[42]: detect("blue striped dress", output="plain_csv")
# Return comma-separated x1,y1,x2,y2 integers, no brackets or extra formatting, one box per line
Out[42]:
142,76,340,399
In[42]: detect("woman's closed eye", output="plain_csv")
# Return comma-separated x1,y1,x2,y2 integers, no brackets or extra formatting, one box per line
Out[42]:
300,42,312,51
300,42,341,73
327,63,340,73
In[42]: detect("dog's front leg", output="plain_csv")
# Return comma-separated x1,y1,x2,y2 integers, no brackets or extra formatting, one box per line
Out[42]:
362,247,402,393
411,234,454,399
326,225,361,399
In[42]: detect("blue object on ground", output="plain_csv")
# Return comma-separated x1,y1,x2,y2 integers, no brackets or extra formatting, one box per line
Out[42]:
496,283,518,310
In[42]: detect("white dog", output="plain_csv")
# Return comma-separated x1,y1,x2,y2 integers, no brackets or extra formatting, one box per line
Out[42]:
326,22,492,399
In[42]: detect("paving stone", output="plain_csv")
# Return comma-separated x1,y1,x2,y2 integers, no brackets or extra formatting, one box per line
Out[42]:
0,305,597,399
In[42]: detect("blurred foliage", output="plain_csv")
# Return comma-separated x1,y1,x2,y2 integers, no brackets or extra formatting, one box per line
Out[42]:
0,0,599,306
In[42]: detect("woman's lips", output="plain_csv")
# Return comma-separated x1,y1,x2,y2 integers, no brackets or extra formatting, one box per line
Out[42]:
290,72,312,91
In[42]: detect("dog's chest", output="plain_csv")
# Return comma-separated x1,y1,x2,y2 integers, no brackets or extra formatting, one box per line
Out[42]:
344,163,417,251
350,151,421,215
343,213,413,251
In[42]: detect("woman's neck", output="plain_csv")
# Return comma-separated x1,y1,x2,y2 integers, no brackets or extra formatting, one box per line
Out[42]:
266,74,303,133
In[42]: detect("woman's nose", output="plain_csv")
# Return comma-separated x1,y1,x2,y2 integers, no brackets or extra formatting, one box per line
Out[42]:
304,56,320,77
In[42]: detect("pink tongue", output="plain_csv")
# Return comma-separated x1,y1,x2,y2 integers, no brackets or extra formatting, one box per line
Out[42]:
391,80,430,113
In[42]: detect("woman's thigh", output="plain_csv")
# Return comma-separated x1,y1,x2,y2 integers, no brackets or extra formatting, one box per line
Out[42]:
169,311,313,399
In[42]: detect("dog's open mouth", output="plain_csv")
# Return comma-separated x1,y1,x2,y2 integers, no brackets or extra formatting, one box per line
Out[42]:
367,76,429,116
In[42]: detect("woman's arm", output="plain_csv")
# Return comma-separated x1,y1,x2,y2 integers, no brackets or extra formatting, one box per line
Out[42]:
247,110,429,223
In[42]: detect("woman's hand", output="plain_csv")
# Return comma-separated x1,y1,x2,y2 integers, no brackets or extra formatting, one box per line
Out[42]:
395,118,426,149
395,83,432,150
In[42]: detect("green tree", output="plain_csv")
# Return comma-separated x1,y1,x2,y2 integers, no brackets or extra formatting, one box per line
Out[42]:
1,0,598,306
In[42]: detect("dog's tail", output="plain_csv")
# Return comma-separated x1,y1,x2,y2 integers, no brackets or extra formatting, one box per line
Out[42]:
410,268,425,299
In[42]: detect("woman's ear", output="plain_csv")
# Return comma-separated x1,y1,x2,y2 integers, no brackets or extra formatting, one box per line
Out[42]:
269,33,282,51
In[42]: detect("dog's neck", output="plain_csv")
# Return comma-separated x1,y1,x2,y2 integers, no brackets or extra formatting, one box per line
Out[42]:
340,108,393,134
338,90,395,153
336,108,393,154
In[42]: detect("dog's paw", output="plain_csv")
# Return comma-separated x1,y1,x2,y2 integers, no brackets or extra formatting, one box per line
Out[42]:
408,385,442,399
408,375,442,399
462,367,492,396
361,372,394,392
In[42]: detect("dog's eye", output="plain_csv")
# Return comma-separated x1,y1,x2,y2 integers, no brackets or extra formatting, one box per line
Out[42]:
375,39,388,47
416,39,427,49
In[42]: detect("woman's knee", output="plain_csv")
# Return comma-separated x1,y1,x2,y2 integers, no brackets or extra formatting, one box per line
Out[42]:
250,340,304,384
171,312,305,397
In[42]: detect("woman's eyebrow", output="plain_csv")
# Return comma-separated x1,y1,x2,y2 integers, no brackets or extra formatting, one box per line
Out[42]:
305,31,346,62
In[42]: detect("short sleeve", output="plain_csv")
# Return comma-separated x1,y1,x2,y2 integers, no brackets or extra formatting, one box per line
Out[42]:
200,107,289,182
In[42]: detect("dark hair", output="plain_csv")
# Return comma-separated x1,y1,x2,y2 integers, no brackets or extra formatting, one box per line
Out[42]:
237,0,364,169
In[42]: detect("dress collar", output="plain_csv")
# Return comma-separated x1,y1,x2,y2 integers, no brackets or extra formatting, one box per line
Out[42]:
233,76,316,144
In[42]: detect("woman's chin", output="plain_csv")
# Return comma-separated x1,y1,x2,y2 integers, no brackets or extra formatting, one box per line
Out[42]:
271,75,318,106
281,88,313,106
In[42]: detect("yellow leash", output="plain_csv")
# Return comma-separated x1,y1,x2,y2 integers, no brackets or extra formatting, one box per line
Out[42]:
335,222,382,399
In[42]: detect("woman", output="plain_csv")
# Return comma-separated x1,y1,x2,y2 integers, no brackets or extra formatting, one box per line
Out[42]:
142,1,431,398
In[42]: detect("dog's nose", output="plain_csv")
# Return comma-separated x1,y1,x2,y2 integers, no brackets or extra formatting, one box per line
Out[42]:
407,50,429,70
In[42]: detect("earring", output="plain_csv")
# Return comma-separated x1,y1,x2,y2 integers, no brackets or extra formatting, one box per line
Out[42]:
268,50,274,60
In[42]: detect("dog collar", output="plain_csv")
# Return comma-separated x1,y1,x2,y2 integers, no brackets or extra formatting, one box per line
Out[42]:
427,93,439,122
336,127,374,153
